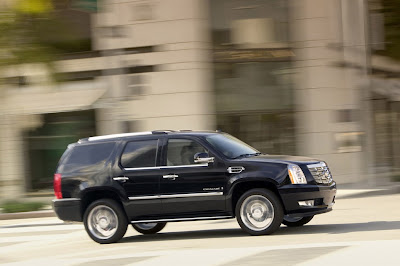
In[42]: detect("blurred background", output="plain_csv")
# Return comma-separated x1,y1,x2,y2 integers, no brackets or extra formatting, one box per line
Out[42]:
0,0,399,199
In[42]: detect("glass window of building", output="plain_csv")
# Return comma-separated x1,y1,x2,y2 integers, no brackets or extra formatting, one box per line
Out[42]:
210,0,295,155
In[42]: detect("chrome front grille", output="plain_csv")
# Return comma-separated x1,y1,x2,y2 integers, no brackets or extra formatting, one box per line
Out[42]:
307,162,333,184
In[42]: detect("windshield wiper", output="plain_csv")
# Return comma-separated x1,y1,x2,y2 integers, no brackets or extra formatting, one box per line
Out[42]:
233,152,262,159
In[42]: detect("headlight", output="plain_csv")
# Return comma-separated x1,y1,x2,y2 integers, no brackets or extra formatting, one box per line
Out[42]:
288,164,307,184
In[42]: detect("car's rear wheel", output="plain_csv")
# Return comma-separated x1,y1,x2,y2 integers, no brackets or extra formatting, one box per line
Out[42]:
282,215,314,227
83,199,128,244
235,189,283,235
132,222,167,234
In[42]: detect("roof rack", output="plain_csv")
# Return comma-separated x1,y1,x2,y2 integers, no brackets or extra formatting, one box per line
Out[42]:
88,132,152,141
151,130,176,134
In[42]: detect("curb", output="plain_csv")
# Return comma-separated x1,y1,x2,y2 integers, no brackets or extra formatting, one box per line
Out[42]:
335,185,400,199
0,210,56,220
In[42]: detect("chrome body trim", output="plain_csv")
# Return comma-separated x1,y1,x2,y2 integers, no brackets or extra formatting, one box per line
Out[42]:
128,195,159,200
160,192,223,198
227,166,245,174
306,162,326,168
194,157,214,164
124,166,161,171
113,176,129,182
161,164,208,169
124,164,208,171
52,198,80,202
128,192,223,200
131,215,233,224
162,174,178,180
88,131,152,141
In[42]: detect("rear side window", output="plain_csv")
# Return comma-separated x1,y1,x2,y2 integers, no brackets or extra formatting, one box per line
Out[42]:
59,142,115,173
121,140,158,168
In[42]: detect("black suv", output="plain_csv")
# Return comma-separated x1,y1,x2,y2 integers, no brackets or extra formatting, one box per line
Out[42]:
53,130,336,244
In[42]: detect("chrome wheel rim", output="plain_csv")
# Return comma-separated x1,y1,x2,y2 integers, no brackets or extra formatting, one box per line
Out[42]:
284,215,302,223
240,195,274,231
87,205,118,240
135,223,158,230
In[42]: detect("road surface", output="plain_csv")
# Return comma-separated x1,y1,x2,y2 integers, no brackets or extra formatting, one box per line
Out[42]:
1,194,399,265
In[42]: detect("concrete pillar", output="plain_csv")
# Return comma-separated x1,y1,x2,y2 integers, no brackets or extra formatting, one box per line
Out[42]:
289,0,369,185
0,115,25,199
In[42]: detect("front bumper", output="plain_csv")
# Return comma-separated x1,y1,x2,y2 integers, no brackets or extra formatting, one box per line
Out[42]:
278,182,336,218
52,198,82,222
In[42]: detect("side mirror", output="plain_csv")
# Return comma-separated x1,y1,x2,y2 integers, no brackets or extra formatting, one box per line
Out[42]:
194,152,214,164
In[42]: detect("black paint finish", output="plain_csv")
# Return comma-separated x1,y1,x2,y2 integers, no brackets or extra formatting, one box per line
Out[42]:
52,131,337,223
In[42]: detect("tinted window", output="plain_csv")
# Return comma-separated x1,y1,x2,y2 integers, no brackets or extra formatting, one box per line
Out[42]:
121,140,158,168
60,142,115,172
166,139,207,166
206,133,259,159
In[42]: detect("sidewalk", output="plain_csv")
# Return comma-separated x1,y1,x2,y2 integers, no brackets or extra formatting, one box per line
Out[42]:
0,184,399,220
335,183,400,199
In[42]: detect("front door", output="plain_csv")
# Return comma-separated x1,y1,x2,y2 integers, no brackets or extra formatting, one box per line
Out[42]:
159,137,227,217
116,138,162,220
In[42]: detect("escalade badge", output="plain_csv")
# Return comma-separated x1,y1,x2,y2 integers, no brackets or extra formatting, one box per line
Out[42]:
203,187,223,191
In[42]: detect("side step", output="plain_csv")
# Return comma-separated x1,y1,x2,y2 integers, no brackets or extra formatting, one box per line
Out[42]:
131,215,233,224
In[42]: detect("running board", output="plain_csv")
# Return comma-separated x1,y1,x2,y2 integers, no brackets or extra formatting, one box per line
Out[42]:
131,215,233,224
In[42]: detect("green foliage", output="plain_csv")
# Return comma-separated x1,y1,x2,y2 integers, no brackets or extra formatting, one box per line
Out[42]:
15,0,53,14
0,0,54,65
0,0,92,78
0,201,46,213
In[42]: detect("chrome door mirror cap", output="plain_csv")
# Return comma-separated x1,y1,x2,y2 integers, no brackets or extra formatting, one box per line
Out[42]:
194,152,214,164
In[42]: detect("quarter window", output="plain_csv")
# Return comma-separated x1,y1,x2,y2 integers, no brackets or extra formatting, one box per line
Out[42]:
166,139,207,166
121,140,158,168
60,142,115,172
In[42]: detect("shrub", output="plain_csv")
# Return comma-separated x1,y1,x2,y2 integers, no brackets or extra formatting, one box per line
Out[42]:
0,201,45,213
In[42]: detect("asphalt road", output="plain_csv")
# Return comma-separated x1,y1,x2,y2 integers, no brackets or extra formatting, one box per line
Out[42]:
1,194,399,266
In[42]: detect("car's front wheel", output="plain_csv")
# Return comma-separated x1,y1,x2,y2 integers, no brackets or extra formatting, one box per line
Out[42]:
282,215,314,227
83,199,128,244
132,222,167,234
236,189,283,235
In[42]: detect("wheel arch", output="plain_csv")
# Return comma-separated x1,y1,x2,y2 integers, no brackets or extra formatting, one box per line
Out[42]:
228,180,285,216
80,188,127,219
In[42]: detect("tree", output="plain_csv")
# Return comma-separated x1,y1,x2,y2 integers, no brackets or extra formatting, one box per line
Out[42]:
0,0,56,68
0,0,92,82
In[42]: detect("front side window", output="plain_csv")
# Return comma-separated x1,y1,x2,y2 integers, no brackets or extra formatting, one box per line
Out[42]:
206,133,259,159
166,139,207,166
60,142,115,172
121,139,158,168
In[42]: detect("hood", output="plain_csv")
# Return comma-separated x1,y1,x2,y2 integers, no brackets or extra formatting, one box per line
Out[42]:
236,154,321,165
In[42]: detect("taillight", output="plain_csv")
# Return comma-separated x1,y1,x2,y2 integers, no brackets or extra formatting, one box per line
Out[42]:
54,173,62,199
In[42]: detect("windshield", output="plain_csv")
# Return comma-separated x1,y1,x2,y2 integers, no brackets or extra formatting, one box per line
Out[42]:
206,133,260,159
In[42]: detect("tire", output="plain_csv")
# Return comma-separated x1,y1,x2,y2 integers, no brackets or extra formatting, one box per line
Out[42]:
132,222,167,235
235,189,284,236
83,199,128,244
282,215,314,227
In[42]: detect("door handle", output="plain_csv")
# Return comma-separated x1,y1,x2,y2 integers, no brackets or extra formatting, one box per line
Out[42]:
113,176,129,182
163,174,178,180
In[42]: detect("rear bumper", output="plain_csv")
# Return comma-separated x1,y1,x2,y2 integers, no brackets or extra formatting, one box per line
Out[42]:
278,182,336,218
52,198,82,222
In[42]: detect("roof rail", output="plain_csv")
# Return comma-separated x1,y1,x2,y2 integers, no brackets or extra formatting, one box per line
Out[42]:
88,132,152,141
151,130,176,134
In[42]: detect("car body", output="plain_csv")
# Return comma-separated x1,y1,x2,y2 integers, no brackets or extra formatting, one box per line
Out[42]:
53,130,336,243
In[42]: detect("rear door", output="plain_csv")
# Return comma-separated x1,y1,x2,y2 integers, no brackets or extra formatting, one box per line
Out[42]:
114,137,162,220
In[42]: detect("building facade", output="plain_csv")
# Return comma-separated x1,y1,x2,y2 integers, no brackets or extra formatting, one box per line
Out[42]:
0,0,397,199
